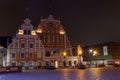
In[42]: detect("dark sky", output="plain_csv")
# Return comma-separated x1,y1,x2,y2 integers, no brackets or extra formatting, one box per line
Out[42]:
0,0,120,46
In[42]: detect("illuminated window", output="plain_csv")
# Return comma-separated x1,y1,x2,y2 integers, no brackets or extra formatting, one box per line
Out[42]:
31,30,36,35
18,29,23,35
59,29,65,34
37,29,42,33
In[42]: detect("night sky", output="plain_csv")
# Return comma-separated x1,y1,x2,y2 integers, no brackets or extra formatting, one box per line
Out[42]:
0,0,120,46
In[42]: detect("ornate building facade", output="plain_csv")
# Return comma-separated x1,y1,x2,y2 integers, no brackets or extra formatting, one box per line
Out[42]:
7,18,45,67
37,15,78,67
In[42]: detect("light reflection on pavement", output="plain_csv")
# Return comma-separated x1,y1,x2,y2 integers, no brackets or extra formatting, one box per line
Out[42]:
0,67,120,80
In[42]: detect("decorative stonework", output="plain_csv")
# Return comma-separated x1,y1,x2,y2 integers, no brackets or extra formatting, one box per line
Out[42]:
36,15,77,67
7,18,45,67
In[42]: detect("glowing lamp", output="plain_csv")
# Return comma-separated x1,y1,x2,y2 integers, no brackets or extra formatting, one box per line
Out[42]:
59,30,65,34
89,49,93,53
31,30,36,35
18,29,23,35
37,29,42,33
63,51,66,57
93,50,98,56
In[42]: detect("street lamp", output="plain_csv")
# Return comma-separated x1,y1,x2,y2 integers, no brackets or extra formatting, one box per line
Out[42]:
62,50,67,67
89,49,93,53
93,50,98,56
88,49,93,66
77,45,82,56
63,50,67,58
93,50,99,67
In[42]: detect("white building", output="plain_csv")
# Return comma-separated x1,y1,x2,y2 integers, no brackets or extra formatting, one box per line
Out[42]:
7,18,45,68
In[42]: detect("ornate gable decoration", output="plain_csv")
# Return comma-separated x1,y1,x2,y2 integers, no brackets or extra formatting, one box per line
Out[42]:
24,18,31,26
18,18,36,35
21,18,33,30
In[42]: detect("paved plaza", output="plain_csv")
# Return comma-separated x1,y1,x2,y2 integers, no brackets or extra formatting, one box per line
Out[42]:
0,67,120,80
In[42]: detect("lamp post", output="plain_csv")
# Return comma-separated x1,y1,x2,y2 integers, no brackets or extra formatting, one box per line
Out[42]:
88,49,99,67
88,49,93,67
93,50,98,67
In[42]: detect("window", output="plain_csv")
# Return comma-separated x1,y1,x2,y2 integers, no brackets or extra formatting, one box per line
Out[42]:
24,30,31,35
28,62,33,66
20,53,25,58
20,62,25,67
37,52,41,57
28,30,31,35
69,61,71,66
29,53,33,59
31,30,36,35
74,61,77,65
12,53,16,58
53,51,56,54
11,62,17,66
45,51,50,57
29,44,33,48
18,29,23,35
24,30,27,34
21,43,25,48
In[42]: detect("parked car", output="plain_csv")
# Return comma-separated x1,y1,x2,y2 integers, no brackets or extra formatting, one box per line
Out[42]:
45,66,56,70
78,64,86,69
